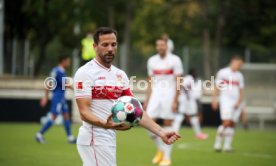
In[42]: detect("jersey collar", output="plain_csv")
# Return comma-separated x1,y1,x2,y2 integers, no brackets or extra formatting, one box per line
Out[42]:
93,59,111,71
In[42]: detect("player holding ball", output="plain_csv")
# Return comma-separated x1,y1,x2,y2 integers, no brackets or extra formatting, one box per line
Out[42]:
74,27,181,166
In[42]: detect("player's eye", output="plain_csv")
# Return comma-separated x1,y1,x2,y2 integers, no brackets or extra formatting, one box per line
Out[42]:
102,43,108,47
112,43,117,47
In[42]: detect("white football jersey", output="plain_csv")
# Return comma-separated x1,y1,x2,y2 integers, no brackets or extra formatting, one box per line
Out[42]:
180,75,202,101
215,67,244,100
74,59,132,147
147,53,183,96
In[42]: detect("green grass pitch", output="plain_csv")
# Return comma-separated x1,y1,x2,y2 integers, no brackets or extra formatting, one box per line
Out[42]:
0,123,275,166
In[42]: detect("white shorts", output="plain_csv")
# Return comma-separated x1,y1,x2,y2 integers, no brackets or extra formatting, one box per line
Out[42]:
147,94,175,120
77,145,116,166
178,95,198,115
220,98,245,123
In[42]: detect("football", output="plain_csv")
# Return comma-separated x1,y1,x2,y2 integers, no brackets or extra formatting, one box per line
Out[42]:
111,96,144,126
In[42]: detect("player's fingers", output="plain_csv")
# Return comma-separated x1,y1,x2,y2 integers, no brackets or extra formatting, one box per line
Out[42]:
174,132,181,138
117,126,131,131
168,135,179,144
40,100,46,107
167,131,181,138
113,122,124,127
116,123,131,130
107,114,112,120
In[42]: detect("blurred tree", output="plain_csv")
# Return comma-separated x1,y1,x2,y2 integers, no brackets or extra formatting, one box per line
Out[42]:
4,0,276,76
22,0,76,75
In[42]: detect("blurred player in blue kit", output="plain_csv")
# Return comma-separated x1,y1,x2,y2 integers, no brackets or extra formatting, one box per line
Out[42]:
35,55,76,144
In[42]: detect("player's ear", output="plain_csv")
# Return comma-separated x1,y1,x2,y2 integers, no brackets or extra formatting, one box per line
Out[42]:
93,43,97,51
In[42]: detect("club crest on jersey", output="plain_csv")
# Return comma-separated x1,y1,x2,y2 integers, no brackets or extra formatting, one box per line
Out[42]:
116,73,123,86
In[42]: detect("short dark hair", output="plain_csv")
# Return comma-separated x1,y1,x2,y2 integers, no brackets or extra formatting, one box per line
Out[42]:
188,68,198,79
93,27,117,44
231,54,244,61
58,55,69,63
156,37,167,43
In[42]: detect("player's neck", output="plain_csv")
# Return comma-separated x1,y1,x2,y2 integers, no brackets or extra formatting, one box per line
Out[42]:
95,57,112,69
159,53,167,59
229,66,238,72
58,64,65,70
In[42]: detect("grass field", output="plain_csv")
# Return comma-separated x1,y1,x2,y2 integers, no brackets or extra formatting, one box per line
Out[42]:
0,123,275,166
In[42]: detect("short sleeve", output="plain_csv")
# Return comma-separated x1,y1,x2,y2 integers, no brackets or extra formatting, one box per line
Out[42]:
174,57,183,75
239,74,245,89
215,70,223,84
74,69,92,99
121,71,134,96
121,71,130,90
147,59,153,76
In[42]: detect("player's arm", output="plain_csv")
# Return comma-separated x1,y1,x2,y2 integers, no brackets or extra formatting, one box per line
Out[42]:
143,76,152,110
211,84,220,111
139,112,180,145
172,74,182,112
235,74,244,109
76,98,130,130
234,88,244,109
172,57,184,112
40,83,50,107
212,71,222,111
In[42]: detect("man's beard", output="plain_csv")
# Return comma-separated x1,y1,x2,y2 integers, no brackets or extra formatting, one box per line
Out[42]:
101,53,115,64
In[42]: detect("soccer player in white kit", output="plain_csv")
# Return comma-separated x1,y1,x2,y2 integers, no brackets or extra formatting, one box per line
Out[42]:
172,69,208,140
74,27,181,166
212,55,245,152
143,38,183,166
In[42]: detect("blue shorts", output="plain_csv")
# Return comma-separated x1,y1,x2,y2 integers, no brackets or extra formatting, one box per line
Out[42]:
50,95,68,116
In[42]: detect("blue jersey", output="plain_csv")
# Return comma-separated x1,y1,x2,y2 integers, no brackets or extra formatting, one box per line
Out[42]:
50,66,67,98
49,66,69,115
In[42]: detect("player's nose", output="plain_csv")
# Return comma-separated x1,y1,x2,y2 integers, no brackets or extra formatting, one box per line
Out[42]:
107,45,113,51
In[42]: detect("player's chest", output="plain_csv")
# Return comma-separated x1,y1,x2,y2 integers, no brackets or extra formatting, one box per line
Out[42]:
151,59,174,75
221,73,241,86
91,71,124,86
90,71,125,99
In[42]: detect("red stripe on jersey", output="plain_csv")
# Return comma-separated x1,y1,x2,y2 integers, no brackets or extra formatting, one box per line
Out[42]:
76,81,83,90
222,79,240,86
153,69,174,75
122,88,134,97
92,86,129,100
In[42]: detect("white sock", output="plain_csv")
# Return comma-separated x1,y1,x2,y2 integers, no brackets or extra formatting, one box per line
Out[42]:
190,116,201,135
172,113,184,132
214,125,224,148
163,126,173,160
68,135,75,141
223,127,235,149
36,132,43,138
149,131,163,151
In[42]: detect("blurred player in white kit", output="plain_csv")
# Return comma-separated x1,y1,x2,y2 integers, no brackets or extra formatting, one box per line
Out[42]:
172,68,208,140
212,55,245,152
144,37,183,166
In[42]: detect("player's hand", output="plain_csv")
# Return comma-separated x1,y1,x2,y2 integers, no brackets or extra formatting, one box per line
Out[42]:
211,98,218,111
160,130,181,145
105,115,131,131
234,101,240,110
40,97,48,107
172,100,178,113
